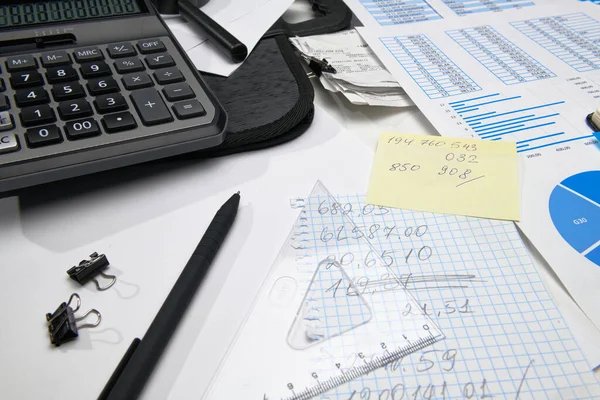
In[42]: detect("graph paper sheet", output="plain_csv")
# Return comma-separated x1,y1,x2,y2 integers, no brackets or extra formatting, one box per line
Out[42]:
292,186,600,399
204,183,443,399
354,0,600,336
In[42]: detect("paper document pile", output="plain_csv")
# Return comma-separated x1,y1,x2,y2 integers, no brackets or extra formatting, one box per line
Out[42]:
290,29,414,107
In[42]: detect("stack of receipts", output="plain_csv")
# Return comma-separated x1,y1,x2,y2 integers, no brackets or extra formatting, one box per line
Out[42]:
290,29,414,107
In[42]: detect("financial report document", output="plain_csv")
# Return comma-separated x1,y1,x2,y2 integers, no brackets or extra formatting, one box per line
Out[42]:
346,0,600,332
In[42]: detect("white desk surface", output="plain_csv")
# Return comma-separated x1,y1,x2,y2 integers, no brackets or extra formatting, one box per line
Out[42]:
1,7,599,400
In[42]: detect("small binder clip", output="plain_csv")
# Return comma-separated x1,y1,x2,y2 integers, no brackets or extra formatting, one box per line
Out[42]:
67,252,116,291
45,293,101,346
586,107,600,132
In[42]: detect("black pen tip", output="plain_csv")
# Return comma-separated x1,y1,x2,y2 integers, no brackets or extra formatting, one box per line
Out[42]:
236,191,240,195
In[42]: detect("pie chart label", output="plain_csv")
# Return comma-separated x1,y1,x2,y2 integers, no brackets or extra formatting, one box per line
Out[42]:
549,171,600,267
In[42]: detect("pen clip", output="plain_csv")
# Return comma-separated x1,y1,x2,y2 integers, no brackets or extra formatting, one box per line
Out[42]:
301,53,336,75
290,42,336,76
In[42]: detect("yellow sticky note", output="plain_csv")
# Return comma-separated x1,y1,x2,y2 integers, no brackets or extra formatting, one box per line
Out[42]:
366,133,519,221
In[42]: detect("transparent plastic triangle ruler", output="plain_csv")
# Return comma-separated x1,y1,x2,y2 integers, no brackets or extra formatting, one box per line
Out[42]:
205,182,444,399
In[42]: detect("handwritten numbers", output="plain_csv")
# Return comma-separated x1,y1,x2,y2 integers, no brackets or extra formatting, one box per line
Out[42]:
387,136,415,146
318,200,329,215
390,163,421,172
404,246,433,263
463,382,475,399
320,227,333,242
392,384,405,400
451,141,477,151
325,279,342,298
445,152,478,163
417,351,436,372
441,349,457,371
459,169,472,180
438,165,473,181
368,224,381,239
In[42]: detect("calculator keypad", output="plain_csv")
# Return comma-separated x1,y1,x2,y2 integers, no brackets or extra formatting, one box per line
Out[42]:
0,36,214,168
0,132,19,154
64,118,101,140
102,111,137,133
80,61,111,79
11,70,44,89
0,112,14,131
15,88,49,107
25,125,62,147
0,95,9,111
20,105,56,126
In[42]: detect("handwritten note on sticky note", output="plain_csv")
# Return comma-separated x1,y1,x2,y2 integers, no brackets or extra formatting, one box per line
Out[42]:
366,133,519,220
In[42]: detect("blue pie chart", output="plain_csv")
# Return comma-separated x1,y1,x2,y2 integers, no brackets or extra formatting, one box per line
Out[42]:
549,171,600,267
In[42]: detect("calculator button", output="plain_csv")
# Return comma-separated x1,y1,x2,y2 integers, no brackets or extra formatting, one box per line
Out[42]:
153,67,184,85
20,105,56,127
15,88,49,107
87,77,119,95
137,39,166,54
172,100,205,119
0,133,19,154
163,83,195,102
145,53,175,69
52,82,85,102
80,61,111,78
74,47,103,62
130,88,172,126
6,55,38,72
94,93,128,114
122,72,153,90
25,125,62,148
10,71,44,89
46,65,78,84
107,42,137,58
58,99,93,120
0,112,14,132
102,111,137,133
114,58,145,74
0,95,9,111
65,118,101,140
40,51,71,67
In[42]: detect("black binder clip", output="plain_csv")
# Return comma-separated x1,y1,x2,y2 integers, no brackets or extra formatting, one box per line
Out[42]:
46,293,101,346
67,252,116,291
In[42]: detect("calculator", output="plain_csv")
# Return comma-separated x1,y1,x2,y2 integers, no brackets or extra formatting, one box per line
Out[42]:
0,0,227,194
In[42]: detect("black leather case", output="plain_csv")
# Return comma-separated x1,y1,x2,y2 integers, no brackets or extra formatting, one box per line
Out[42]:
195,0,352,157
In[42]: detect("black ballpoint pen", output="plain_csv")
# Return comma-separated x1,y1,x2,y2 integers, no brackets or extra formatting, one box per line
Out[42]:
177,0,248,63
98,191,241,400
156,0,248,63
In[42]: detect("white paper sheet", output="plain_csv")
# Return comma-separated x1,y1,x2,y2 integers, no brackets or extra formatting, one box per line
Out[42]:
352,1,600,335
164,0,293,77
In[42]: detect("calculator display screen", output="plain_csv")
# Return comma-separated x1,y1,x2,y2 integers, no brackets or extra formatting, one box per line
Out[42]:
0,0,143,28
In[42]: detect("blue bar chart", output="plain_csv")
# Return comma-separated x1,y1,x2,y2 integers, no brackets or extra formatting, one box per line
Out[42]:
442,0,535,16
449,93,596,152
